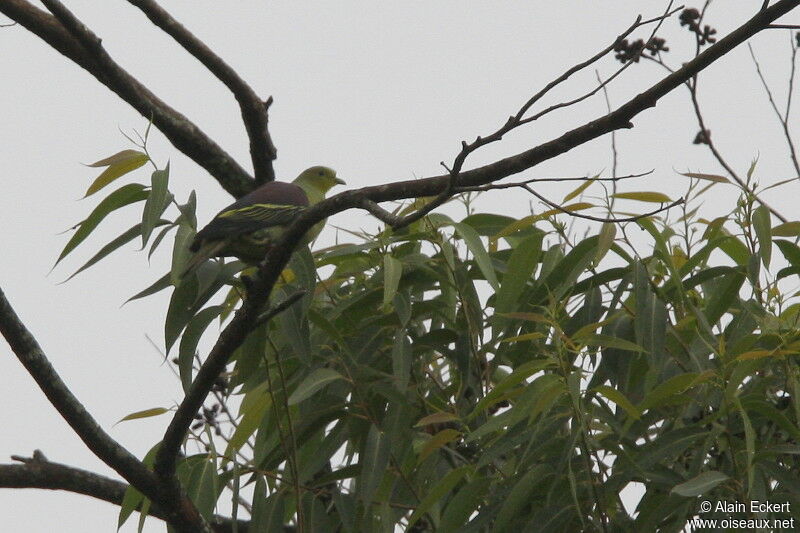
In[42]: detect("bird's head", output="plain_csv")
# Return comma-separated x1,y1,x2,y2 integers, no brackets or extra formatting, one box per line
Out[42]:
294,166,345,195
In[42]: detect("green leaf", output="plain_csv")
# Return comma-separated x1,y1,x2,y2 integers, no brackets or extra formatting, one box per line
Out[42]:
288,368,345,405
164,276,199,353
392,331,411,390
439,477,490,532
776,239,800,268
562,177,595,203
415,412,459,427
250,486,284,533
680,171,729,183
55,183,148,267
468,359,556,420
453,222,500,290
63,221,167,282
125,272,171,304
671,471,730,497
639,372,713,411
407,467,470,529
493,465,549,532
633,260,667,360
118,485,144,529
592,385,641,419
612,191,672,203
382,254,402,310
141,165,171,246
358,424,390,504
704,268,746,325
595,222,616,266
117,407,169,423
418,429,461,463
178,306,222,392
84,149,149,197
495,232,542,316
773,221,800,236
179,454,218,520
752,204,771,268
226,384,271,456
171,222,197,286
576,333,646,353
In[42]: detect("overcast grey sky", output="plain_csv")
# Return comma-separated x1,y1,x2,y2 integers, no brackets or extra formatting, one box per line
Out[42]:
2,2,799,531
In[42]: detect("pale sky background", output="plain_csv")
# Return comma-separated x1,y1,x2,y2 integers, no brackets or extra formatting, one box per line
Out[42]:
1,1,799,531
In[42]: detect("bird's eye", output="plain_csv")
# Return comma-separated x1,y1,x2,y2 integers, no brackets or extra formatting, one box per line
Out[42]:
318,170,324,176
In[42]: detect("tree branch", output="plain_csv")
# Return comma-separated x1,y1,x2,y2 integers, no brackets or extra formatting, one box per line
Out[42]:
0,452,250,533
0,0,254,197
126,0,277,184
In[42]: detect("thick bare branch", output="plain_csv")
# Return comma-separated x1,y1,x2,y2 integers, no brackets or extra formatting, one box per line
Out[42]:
126,0,277,184
0,452,249,533
0,0,253,197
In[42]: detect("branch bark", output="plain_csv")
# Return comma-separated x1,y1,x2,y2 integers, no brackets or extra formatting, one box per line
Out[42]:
0,0,254,197
0,452,249,533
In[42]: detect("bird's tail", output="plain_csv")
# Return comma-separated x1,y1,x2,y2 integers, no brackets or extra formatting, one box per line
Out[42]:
181,240,228,278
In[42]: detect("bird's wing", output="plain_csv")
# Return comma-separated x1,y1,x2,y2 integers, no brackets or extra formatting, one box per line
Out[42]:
191,202,306,247
218,202,306,226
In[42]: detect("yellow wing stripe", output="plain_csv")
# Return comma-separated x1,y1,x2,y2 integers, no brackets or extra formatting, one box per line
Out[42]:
218,203,303,221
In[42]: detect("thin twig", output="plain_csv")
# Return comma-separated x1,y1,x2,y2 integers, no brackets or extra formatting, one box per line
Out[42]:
748,42,800,177
522,184,683,223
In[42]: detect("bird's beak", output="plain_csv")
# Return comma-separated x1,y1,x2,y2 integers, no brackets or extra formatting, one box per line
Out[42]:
334,177,346,185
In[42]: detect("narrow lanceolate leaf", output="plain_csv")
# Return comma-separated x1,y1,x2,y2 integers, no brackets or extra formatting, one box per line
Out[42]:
406,466,470,529
178,305,222,392
495,232,542,316
562,177,596,203
752,204,771,268
382,254,402,310
418,428,461,463
671,471,730,497
55,183,148,267
612,191,672,203
577,334,645,353
84,149,149,197
704,268,746,325
171,222,196,286
358,424,390,505
165,275,199,353
415,412,459,427
595,222,616,266
453,222,500,290
117,407,170,423
288,368,345,405
125,272,171,304
118,485,144,529
141,165,171,246
593,385,641,419
773,221,800,236
63,221,168,282
776,239,800,268
439,477,490,532
680,172,729,183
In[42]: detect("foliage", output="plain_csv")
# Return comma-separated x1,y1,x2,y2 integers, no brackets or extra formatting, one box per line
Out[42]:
61,152,800,532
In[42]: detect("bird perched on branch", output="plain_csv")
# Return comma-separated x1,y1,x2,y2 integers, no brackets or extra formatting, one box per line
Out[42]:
183,166,344,275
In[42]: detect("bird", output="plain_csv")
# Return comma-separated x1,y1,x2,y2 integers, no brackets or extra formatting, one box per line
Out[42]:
183,166,344,275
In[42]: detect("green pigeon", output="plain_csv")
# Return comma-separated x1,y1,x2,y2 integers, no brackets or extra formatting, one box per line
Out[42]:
184,166,344,274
